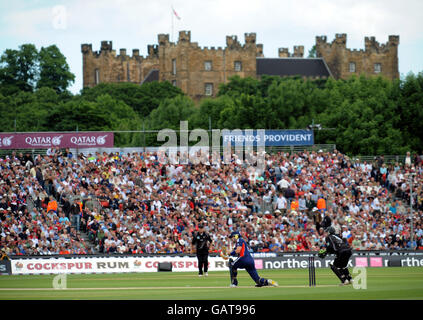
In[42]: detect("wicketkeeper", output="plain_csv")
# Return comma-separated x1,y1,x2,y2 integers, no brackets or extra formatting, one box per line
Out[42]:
220,231,278,287
318,226,353,286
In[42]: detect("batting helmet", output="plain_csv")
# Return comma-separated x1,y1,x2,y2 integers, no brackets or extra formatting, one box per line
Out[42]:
229,231,240,239
325,226,336,235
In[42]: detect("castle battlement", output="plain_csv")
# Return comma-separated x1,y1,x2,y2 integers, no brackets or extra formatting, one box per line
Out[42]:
316,36,327,44
315,34,399,80
200,46,224,52
351,49,365,54
158,34,169,45
178,30,191,43
81,31,399,99
335,33,347,45
389,35,400,45
147,45,158,56
226,35,241,48
82,41,144,59
101,40,113,51
278,47,289,57
244,33,257,44
151,32,261,55
81,43,92,54
316,34,399,55
278,45,304,58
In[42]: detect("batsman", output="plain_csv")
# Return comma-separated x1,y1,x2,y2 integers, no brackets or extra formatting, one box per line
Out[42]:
220,231,278,287
318,226,353,286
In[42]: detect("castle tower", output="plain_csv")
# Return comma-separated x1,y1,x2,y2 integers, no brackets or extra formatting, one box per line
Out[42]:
315,34,399,80
155,30,261,100
81,39,159,88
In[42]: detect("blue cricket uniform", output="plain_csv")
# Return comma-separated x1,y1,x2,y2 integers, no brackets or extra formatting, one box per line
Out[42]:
230,237,268,286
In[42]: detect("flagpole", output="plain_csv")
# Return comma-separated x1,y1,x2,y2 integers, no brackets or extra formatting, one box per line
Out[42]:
171,6,174,42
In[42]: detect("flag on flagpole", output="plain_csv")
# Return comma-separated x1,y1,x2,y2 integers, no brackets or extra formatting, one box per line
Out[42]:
172,6,181,20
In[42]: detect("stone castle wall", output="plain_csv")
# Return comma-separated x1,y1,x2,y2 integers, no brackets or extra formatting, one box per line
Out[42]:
81,32,399,100
81,41,159,88
157,31,261,99
315,33,399,80
82,31,262,99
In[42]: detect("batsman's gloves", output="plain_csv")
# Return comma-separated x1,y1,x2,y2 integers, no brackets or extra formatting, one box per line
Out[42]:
318,248,327,259
220,246,229,260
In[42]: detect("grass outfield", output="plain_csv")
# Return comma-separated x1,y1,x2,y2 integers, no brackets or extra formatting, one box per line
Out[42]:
0,267,422,300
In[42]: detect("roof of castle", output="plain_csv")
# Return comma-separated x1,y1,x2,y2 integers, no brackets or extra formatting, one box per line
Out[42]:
256,57,331,78
141,69,159,84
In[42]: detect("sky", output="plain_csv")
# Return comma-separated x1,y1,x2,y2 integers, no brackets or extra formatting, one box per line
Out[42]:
1,0,423,94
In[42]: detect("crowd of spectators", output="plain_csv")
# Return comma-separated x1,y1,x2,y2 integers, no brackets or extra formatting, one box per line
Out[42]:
1,147,422,256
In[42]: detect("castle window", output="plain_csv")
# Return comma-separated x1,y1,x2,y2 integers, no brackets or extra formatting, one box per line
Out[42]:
127,62,130,81
349,62,356,73
234,61,242,72
205,83,213,96
204,61,212,71
172,59,176,75
95,69,99,84
374,63,381,73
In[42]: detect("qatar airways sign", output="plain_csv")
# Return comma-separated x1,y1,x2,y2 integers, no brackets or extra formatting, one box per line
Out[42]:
0,132,113,149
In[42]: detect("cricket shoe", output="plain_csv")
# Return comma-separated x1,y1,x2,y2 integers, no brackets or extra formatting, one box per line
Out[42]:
230,284,238,287
205,272,208,277
339,280,349,286
268,279,279,287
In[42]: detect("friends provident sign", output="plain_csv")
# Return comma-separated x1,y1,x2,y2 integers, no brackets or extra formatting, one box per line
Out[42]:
222,130,314,146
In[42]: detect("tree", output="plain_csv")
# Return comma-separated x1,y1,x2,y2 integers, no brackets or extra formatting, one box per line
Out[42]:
21,87,60,131
217,75,260,97
45,100,112,132
80,81,184,118
147,95,197,130
266,77,322,129
0,93,14,131
93,94,143,146
0,44,75,95
216,93,269,129
43,94,144,146
0,44,39,93
38,45,75,93
316,75,406,155
191,95,235,129
398,72,423,153
308,45,316,58
146,95,197,146
137,81,184,117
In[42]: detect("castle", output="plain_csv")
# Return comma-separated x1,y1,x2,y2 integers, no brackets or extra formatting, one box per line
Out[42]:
315,33,399,80
81,31,399,100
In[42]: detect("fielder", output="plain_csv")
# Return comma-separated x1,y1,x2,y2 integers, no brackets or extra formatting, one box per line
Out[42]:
192,224,212,277
221,231,278,287
318,226,353,286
